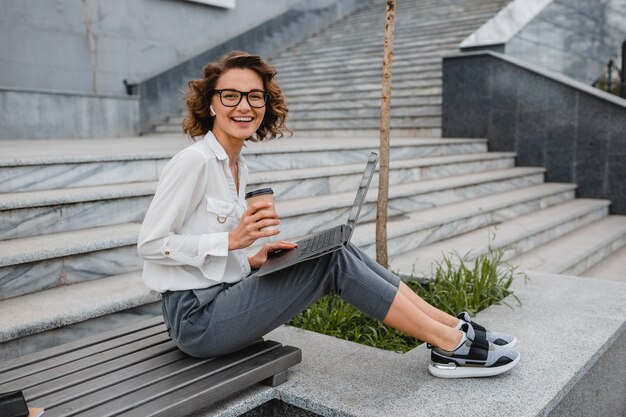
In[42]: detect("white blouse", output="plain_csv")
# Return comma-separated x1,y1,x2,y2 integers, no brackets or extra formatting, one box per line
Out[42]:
137,131,251,292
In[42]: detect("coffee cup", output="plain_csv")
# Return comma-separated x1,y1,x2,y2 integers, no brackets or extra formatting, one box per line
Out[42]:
245,188,277,231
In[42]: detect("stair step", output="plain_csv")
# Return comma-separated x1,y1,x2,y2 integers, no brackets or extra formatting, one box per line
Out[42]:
273,57,442,78
0,137,484,192
510,216,626,276
274,167,546,240
283,86,443,102
274,50,450,72
582,245,626,282
0,136,186,192
0,182,155,240
0,152,514,239
0,166,540,300
280,10,502,52
390,199,611,277
257,182,576,259
239,137,488,170
252,152,515,201
0,224,141,300
277,70,442,89
0,272,159,343
275,63,441,84
352,183,577,257
285,116,442,130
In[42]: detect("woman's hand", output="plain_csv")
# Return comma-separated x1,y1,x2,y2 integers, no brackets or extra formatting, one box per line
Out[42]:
228,201,280,250
248,240,298,270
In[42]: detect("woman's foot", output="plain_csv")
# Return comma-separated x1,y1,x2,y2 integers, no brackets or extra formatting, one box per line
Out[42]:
457,311,517,347
428,322,520,378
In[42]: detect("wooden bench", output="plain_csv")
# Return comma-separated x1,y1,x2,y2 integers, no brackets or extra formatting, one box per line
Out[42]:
0,316,301,416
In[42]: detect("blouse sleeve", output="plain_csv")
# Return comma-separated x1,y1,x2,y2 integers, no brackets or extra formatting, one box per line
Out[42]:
137,148,229,280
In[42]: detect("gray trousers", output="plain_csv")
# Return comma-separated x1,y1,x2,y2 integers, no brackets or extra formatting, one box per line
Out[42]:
161,243,401,358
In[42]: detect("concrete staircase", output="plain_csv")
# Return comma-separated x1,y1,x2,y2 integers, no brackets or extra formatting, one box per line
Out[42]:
2,0,626,356
152,0,513,137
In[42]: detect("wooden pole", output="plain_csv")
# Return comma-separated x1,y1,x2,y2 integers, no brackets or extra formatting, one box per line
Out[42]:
376,0,396,268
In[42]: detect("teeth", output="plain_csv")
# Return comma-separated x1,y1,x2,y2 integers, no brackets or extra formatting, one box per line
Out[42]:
233,117,252,122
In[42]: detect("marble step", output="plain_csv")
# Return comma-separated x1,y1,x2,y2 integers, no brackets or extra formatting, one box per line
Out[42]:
174,95,442,117
162,105,442,130
286,95,442,111
0,166,538,300
275,64,441,84
275,39,459,64
281,78,441,96
254,183,577,259
390,198,612,277
0,182,155,240
277,70,442,90
0,271,159,343
274,50,451,72
283,9,501,49
351,183,577,258
0,152,513,239
509,215,626,276
272,56,442,78
250,152,516,201
0,136,186,192
582,245,626,283
288,105,441,121
283,86,443,104
283,25,479,53
258,128,443,138
0,137,484,192
285,115,441,130
155,117,443,134
0,224,142,301
274,167,546,240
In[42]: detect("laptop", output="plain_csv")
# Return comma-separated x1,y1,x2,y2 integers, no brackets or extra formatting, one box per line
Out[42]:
255,152,379,277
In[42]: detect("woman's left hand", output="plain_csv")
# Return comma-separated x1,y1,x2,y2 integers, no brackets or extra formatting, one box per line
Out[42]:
248,241,298,270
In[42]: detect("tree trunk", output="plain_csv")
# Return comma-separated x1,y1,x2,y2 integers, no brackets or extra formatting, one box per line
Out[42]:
376,0,396,268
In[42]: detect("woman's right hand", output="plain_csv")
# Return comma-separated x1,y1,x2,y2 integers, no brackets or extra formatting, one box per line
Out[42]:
228,201,280,250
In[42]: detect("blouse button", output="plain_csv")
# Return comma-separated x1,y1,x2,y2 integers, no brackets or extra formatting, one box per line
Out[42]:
164,250,171,256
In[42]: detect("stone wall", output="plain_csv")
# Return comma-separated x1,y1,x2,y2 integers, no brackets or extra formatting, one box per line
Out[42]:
441,51,626,214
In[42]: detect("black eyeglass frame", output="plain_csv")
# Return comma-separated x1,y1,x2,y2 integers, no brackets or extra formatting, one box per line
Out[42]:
211,89,269,108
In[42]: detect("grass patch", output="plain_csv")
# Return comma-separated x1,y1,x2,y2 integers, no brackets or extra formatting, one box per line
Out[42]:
286,245,525,353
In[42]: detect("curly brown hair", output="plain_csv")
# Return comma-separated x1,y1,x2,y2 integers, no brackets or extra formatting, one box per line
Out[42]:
182,51,290,141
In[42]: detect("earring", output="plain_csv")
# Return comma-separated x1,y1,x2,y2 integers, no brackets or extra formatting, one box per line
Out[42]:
209,105,216,116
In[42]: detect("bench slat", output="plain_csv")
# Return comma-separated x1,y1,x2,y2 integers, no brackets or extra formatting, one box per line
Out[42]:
31,348,189,410
0,317,164,373
124,346,302,417
0,332,171,390
24,340,180,402
42,341,282,417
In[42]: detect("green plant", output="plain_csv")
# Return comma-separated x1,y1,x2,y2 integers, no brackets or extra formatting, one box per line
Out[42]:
286,245,525,353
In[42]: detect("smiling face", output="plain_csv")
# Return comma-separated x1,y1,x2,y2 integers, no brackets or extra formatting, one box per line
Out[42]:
211,68,267,145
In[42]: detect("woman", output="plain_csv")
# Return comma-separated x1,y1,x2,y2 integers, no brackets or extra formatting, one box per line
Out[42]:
137,51,520,378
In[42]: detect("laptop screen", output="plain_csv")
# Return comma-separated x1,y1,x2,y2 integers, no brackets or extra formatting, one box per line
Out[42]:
346,152,379,238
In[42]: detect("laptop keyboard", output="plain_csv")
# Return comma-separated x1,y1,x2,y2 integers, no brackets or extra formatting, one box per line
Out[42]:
300,228,338,255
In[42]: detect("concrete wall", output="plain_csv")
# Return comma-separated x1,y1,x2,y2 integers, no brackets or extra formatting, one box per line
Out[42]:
137,0,378,132
460,0,626,84
441,51,626,214
0,0,301,97
0,86,138,139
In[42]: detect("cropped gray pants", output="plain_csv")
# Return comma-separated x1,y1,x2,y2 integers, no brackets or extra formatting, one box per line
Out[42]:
161,243,401,358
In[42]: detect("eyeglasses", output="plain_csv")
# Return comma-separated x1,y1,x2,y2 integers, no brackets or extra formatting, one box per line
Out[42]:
212,89,268,108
